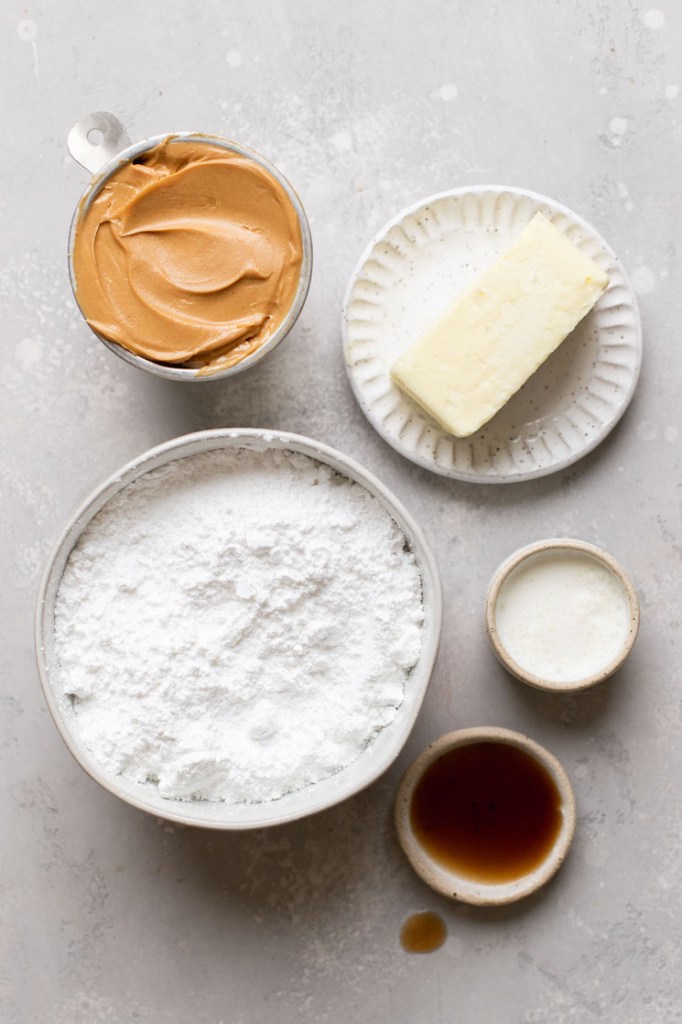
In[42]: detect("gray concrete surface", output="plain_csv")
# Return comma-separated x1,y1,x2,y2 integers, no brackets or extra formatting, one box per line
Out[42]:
1,1,681,1021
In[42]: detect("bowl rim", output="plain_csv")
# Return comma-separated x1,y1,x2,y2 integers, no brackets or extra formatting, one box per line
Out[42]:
35,428,442,829
394,726,577,906
485,538,640,692
67,132,313,382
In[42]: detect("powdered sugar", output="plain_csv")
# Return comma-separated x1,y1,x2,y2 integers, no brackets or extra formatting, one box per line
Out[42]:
53,447,424,803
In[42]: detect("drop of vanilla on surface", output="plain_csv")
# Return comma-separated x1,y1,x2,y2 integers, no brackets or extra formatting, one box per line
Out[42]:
400,912,447,954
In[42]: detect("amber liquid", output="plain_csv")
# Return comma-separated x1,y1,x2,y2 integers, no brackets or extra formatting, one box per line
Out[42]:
400,911,447,954
410,742,563,884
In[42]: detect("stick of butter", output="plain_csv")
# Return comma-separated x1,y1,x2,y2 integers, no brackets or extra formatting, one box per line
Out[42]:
390,212,609,437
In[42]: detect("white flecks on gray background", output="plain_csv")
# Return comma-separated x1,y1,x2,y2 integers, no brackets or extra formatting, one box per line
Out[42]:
608,116,629,146
1,1,680,1022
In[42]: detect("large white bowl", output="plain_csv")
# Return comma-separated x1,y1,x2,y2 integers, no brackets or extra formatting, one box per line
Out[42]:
35,429,442,829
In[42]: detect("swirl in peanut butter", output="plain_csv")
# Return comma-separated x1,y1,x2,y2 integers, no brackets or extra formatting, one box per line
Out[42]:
72,138,304,370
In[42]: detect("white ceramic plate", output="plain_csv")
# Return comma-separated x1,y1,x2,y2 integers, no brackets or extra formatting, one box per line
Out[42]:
342,187,642,483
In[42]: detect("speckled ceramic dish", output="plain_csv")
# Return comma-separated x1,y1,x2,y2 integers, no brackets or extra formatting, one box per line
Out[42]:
343,186,641,482
395,727,576,906
485,538,640,692
35,429,442,830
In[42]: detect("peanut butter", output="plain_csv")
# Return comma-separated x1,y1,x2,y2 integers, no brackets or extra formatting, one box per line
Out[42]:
72,138,304,371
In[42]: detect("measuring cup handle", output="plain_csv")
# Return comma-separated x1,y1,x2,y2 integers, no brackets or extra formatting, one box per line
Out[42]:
67,112,131,176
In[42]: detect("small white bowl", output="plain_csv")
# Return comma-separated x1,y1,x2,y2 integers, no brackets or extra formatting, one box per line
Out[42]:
486,538,639,692
35,429,442,830
395,727,576,906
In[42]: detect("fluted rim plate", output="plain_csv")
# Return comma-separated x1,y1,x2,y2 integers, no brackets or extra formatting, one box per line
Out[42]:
342,186,642,483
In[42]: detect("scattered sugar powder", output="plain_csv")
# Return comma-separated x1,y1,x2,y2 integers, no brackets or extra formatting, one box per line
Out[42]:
54,447,424,803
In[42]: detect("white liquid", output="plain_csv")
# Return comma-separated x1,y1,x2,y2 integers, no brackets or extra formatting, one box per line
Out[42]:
495,550,630,684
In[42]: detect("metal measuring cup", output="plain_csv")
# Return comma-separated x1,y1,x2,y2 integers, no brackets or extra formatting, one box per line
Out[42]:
66,111,313,382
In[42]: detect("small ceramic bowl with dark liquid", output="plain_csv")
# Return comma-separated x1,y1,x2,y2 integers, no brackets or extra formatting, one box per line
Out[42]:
395,727,576,906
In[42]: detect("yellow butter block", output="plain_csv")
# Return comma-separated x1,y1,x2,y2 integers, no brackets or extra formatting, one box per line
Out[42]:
390,213,609,437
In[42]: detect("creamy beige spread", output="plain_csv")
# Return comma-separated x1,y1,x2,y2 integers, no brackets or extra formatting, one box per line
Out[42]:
72,138,303,371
